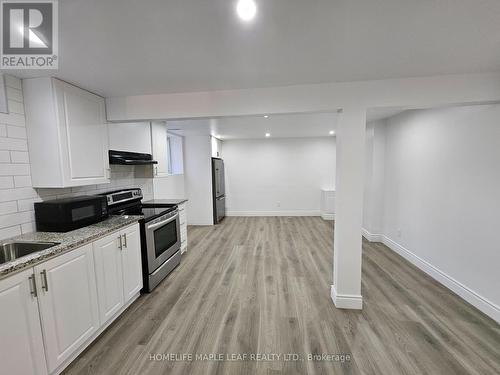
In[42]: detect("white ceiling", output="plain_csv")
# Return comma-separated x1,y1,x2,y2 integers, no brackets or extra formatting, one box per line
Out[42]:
167,112,338,139
12,0,500,97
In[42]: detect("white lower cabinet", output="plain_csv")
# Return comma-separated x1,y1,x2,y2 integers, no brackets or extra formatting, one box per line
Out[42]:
35,243,100,373
93,223,142,324
0,222,142,375
93,233,125,324
121,224,143,300
0,268,48,375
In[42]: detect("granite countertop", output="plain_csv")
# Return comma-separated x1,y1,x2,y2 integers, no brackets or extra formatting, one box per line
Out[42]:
142,198,188,205
0,215,143,280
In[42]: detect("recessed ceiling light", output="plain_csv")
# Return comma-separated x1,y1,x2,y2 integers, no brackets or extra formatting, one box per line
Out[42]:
236,0,257,22
265,133,271,137
329,130,335,135
264,115,269,118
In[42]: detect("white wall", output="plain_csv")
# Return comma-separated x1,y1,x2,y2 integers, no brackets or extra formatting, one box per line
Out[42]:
0,76,153,241
184,135,213,225
223,137,336,216
152,174,185,200
365,104,500,322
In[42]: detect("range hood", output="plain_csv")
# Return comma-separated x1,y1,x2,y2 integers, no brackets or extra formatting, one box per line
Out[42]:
109,150,158,165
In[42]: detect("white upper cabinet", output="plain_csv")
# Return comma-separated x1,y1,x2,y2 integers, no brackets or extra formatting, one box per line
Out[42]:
0,268,48,375
108,122,152,154
23,77,110,188
151,121,169,177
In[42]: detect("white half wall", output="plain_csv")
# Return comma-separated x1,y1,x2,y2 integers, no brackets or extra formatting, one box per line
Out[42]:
223,137,336,216
184,135,213,225
365,104,500,322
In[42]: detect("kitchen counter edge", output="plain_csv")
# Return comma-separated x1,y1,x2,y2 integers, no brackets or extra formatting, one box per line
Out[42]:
0,215,143,280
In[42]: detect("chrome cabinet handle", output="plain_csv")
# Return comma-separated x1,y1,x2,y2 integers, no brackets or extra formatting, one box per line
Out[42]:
154,166,158,176
123,233,127,248
118,235,123,250
29,274,37,297
41,270,48,292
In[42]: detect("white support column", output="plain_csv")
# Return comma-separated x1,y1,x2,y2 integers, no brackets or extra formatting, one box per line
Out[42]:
331,108,366,310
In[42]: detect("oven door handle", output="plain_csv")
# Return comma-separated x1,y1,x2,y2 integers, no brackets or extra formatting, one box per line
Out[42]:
147,213,178,230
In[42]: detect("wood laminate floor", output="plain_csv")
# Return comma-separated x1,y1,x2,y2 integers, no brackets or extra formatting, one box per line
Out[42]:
63,217,500,375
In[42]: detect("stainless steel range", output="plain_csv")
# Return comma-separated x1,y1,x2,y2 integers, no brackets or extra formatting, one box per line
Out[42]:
100,188,181,292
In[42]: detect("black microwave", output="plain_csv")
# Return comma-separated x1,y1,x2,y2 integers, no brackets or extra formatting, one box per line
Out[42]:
34,196,108,232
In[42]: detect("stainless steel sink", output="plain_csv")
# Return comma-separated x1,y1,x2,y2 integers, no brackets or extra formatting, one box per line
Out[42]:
0,241,60,265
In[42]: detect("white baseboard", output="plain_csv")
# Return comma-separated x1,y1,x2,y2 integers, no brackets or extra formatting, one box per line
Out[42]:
321,213,335,221
330,285,363,310
226,210,321,217
361,228,384,242
382,236,500,324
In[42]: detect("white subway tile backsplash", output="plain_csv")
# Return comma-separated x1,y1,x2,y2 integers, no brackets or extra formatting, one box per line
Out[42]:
21,222,35,234
10,151,29,163
71,185,97,193
5,75,22,89
0,137,28,151
0,201,18,215
17,197,42,212
6,87,23,103
37,187,72,197
6,125,27,139
0,150,10,162
0,163,30,176
0,210,33,227
0,112,25,127
0,225,21,240
7,100,24,115
0,176,14,189
0,124,6,137
14,175,32,187
0,187,38,202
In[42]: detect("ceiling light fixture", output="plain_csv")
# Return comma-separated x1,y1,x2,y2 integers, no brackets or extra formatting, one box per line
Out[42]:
236,0,257,22
265,133,271,137
264,115,269,118
329,130,335,135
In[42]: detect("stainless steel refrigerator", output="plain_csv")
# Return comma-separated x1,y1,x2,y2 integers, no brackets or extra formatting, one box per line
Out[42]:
212,158,225,224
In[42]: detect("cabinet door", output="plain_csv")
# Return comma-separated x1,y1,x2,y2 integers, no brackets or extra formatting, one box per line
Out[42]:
151,121,168,177
108,122,152,154
93,232,124,324
54,79,110,186
121,224,143,301
35,243,100,373
0,269,47,375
